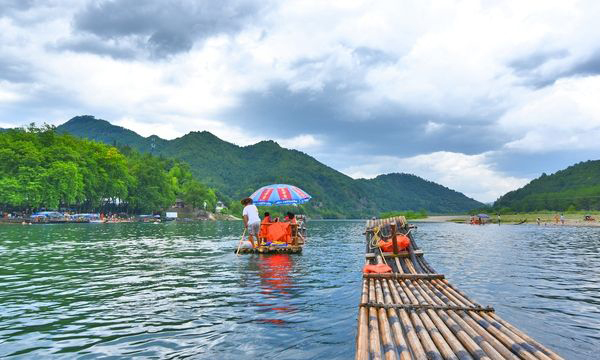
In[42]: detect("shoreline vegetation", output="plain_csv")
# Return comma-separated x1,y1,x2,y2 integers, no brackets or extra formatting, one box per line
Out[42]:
0,125,222,219
379,210,428,220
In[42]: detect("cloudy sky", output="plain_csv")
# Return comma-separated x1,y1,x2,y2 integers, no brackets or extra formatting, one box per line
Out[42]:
2,0,600,202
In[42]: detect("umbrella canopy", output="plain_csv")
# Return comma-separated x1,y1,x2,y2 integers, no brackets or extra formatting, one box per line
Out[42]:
477,214,490,218
250,184,311,206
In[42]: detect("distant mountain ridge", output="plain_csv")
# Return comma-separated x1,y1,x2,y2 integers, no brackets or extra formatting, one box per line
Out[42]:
57,115,483,217
494,160,600,211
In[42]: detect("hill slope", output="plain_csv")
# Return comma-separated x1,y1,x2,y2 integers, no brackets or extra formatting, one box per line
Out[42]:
494,160,600,211
58,116,483,217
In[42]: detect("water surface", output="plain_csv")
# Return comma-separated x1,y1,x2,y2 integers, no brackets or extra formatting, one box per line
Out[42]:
0,221,598,358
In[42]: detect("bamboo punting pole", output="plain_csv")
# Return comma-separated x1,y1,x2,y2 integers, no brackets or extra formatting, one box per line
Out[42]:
374,280,399,360
385,279,428,359
357,279,370,360
369,279,383,360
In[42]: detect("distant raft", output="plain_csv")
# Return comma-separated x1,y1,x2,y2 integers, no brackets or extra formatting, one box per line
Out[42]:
356,216,563,360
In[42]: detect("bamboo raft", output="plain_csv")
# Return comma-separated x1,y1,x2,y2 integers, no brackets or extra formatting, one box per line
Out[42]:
237,245,303,254
235,221,307,255
356,216,562,360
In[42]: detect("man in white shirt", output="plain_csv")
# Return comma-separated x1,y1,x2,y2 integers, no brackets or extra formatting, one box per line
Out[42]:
241,197,261,248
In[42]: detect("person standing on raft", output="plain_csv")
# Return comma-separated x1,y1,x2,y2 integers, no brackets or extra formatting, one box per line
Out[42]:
241,197,261,248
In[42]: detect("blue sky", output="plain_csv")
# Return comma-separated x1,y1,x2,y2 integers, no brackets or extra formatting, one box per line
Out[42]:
2,1,600,202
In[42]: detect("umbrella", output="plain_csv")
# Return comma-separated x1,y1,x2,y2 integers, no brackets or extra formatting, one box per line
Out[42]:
477,214,490,218
250,184,311,206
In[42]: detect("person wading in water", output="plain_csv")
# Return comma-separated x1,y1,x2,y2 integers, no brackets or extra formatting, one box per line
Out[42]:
241,197,261,248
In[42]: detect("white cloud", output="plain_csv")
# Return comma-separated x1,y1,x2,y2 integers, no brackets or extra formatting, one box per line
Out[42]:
500,76,600,152
344,151,529,203
2,0,600,201
277,134,322,150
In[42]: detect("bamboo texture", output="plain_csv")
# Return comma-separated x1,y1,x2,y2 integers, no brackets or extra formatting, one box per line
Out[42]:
357,217,563,360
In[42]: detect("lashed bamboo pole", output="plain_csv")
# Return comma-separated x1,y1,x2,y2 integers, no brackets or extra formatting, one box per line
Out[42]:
488,315,562,360
396,279,459,360
427,280,518,360
434,280,554,360
385,279,428,359
357,278,370,360
369,279,383,360
428,279,540,360
389,279,443,360
374,280,399,360
404,279,475,360
380,279,412,360
411,279,496,360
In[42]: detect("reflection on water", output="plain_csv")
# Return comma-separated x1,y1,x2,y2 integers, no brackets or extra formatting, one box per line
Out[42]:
0,221,599,359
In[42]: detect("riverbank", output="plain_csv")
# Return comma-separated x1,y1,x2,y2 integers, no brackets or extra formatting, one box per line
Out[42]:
417,214,600,227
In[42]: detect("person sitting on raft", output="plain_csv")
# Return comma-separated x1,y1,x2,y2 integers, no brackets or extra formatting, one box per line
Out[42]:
241,197,261,248
284,212,297,224
263,212,271,223
259,212,272,245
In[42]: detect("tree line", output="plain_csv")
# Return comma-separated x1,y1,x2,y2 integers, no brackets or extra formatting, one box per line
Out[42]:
0,125,217,214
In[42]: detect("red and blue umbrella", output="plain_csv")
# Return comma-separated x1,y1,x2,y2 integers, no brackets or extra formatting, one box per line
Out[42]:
250,184,312,206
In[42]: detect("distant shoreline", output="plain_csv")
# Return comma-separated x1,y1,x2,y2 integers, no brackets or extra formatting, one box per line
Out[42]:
415,214,600,227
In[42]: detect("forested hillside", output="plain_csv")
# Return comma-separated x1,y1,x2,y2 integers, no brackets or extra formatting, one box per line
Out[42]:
0,125,216,213
494,160,600,211
57,116,484,217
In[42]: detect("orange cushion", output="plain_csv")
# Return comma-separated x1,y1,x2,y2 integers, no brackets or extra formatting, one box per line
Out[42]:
363,264,392,273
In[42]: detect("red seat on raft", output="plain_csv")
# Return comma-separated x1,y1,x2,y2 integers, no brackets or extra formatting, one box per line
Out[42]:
363,264,392,273
378,235,410,252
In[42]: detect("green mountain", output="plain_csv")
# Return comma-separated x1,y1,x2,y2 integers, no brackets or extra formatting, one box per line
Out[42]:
57,115,483,217
494,160,600,211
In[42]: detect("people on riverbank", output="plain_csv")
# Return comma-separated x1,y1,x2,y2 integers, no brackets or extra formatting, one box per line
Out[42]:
241,197,261,248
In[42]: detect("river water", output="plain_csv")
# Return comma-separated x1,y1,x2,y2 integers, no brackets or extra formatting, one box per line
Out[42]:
0,221,598,359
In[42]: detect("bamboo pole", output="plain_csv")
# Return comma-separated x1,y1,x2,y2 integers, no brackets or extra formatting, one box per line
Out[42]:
429,279,538,360
235,228,247,256
488,314,562,360
435,279,553,360
369,279,383,360
396,279,458,360
374,279,399,360
357,278,370,360
390,279,443,360
407,279,475,360
416,279,507,360
385,279,428,359
380,279,412,360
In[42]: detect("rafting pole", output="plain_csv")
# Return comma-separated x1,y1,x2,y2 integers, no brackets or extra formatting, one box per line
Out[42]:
235,227,247,256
